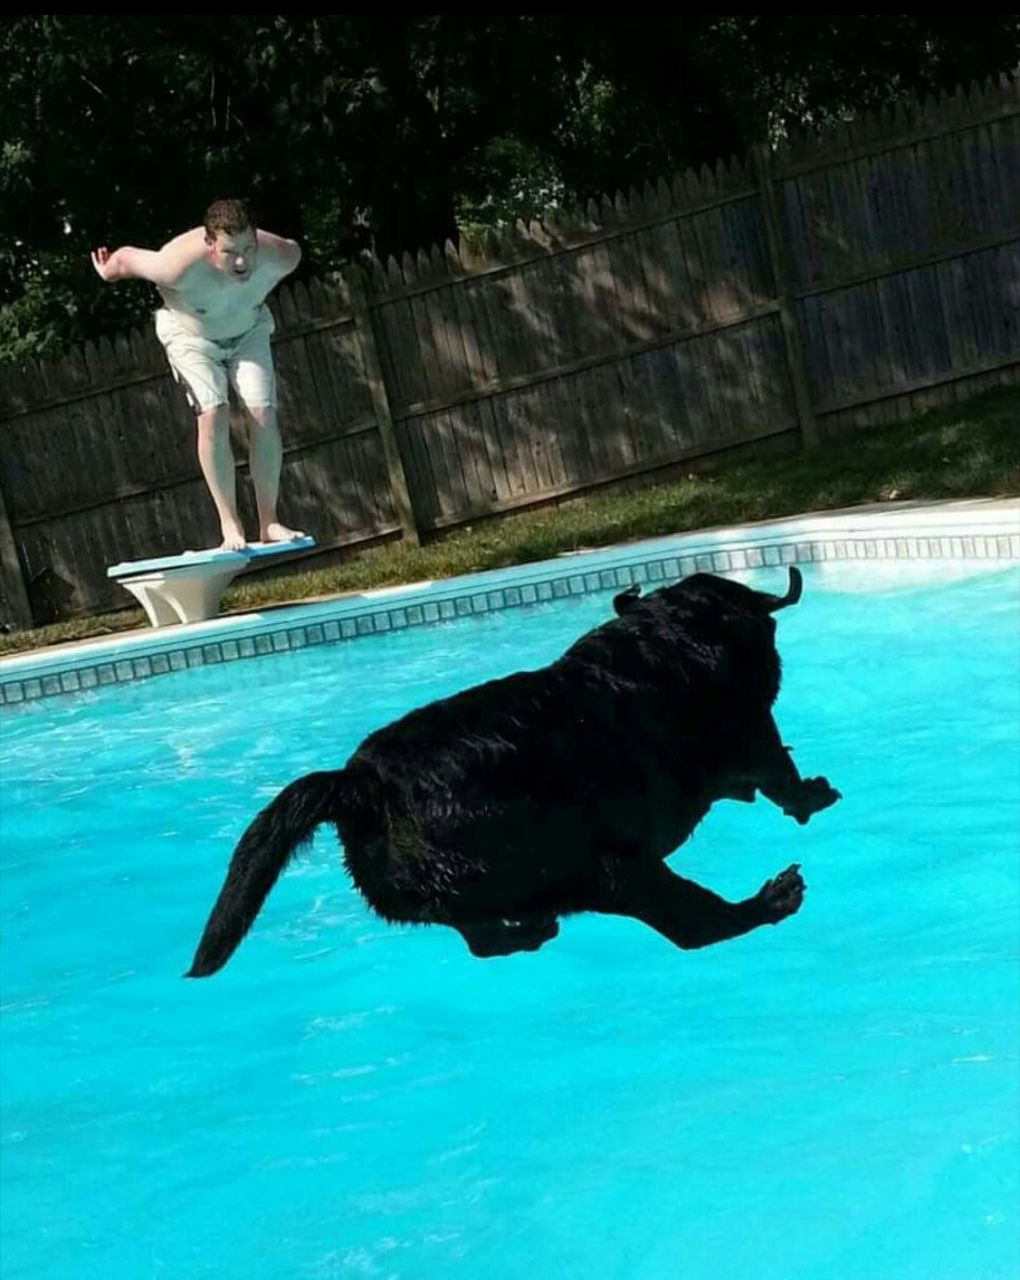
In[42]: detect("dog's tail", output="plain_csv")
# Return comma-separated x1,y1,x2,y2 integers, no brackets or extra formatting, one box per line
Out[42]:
185,767,365,979
763,566,803,613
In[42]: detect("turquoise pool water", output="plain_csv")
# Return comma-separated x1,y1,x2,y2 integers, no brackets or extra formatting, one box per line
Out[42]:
2,564,1018,1280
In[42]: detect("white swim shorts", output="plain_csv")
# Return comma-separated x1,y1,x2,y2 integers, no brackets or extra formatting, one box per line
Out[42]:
155,305,277,414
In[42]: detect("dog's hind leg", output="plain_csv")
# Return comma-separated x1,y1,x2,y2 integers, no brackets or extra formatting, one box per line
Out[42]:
454,916,560,958
591,857,805,950
745,714,840,825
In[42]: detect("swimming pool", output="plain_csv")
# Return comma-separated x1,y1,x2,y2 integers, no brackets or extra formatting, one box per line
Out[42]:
2,561,1018,1280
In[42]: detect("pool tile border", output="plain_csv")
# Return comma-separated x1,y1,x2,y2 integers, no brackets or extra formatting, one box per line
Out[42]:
2,504,1017,707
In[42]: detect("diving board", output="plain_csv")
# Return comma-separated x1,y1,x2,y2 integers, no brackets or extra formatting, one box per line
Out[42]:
107,537,316,629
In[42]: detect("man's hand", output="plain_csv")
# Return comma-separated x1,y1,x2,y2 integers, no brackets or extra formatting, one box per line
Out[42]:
91,247,118,282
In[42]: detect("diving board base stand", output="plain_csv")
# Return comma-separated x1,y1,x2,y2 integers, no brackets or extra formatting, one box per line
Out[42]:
107,538,317,629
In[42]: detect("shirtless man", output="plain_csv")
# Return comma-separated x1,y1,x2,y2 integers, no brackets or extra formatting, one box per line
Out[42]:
91,198,305,551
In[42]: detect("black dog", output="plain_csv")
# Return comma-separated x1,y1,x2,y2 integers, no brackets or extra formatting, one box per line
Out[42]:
187,567,840,977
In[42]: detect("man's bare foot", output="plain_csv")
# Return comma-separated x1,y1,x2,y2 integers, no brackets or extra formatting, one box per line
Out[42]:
260,522,306,543
219,524,248,552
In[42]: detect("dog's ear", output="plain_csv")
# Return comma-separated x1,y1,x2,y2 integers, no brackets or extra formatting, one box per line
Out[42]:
613,585,642,616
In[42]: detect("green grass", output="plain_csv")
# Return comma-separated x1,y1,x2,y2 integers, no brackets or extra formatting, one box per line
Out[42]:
3,386,1018,658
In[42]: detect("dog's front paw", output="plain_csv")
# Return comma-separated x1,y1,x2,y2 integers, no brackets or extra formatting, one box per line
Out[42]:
755,863,806,923
786,776,841,825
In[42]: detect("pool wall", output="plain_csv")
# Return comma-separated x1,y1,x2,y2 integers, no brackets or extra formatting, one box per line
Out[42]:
2,500,1017,706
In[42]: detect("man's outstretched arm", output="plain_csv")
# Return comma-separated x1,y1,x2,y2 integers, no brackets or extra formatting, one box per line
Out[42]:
91,229,205,286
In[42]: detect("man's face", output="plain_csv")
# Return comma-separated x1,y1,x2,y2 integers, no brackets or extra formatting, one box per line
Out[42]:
207,229,257,281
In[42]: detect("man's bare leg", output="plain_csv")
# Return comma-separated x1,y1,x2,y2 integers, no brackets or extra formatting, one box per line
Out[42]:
246,405,305,543
196,406,246,550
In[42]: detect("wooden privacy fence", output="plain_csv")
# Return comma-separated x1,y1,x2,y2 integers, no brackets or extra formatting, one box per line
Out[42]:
1,73,1018,627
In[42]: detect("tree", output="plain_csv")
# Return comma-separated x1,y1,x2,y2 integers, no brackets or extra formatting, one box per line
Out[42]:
2,15,1018,364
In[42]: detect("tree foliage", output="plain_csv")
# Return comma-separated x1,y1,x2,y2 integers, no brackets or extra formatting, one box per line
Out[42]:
2,15,1017,363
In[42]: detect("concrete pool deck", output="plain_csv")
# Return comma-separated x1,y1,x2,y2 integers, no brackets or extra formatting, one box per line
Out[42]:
2,498,1017,706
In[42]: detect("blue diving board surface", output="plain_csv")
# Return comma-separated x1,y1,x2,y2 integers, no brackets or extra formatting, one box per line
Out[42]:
107,537,317,580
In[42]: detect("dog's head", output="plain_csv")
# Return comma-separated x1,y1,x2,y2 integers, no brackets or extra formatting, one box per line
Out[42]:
607,568,802,705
